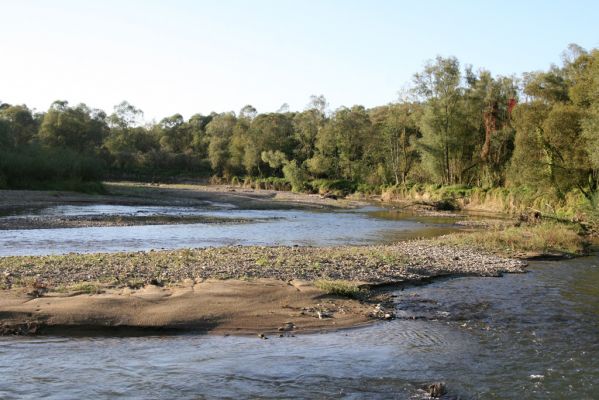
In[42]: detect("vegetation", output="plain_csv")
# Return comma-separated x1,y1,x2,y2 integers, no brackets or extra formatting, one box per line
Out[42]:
57,282,105,295
314,279,366,299
1,45,598,223
438,222,587,256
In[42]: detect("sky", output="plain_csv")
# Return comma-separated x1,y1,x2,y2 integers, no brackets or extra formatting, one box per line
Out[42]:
1,0,598,121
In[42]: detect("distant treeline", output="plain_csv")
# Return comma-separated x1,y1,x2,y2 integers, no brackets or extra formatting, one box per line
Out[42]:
1,44,598,203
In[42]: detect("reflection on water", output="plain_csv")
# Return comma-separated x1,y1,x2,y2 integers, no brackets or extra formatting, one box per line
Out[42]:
0,204,459,256
1,256,598,399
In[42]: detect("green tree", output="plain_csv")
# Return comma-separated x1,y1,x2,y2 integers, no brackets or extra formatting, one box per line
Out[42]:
374,103,421,184
330,106,371,181
206,113,237,177
0,104,37,147
413,56,472,184
104,102,154,170
38,101,108,152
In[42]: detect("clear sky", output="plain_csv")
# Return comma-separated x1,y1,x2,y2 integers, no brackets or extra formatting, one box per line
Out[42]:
1,0,598,121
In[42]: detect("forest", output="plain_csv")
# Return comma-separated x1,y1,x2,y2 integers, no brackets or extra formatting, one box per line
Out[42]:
1,44,598,212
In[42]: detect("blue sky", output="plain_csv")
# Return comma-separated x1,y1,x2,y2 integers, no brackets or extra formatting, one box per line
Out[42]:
1,0,597,120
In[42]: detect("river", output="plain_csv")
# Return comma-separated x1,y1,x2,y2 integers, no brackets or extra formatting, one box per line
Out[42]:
0,204,597,399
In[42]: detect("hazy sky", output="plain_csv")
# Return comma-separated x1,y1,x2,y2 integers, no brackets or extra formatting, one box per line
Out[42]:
1,0,598,120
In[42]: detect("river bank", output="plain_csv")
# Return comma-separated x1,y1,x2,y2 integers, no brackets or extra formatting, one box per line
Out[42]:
0,182,365,230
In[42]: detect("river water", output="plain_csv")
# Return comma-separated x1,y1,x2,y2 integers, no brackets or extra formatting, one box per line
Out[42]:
0,204,457,256
0,205,598,399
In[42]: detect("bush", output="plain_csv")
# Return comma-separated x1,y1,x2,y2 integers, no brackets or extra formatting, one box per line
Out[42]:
309,179,358,196
282,160,308,192
0,145,105,191
314,279,365,299
438,221,587,256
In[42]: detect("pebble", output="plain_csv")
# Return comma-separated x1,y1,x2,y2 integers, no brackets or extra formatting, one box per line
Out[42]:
0,240,527,290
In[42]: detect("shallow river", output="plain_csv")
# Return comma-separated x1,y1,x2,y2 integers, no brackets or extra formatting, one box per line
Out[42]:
0,205,598,398
0,204,457,256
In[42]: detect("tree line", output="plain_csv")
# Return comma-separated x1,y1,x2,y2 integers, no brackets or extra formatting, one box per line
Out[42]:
1,44,598,202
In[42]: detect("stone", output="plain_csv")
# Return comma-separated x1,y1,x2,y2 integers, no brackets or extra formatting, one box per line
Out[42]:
424,382,446,398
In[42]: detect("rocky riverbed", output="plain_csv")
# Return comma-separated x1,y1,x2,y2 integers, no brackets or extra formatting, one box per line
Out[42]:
0,240,526,290
0,240,526,336
0,214,258,230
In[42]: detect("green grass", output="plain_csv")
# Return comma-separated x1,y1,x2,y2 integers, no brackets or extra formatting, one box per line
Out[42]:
126,279,145,289
314,279,366,299
57,282,105,294
309,179,358,196
438,222,587,256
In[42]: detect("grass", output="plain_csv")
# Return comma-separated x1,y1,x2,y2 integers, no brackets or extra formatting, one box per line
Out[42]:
438,222,588,256
314,279,366,299
56,282,105,294
126,279,145,289
381,184,599,227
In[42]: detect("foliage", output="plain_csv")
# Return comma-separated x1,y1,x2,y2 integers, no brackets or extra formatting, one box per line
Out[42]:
282,160,308,192
438,222,587,256
0,44,597,207
314,279,365,299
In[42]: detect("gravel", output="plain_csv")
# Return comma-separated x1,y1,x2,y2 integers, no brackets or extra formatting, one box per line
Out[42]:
0,240,527,289
0,215,257,230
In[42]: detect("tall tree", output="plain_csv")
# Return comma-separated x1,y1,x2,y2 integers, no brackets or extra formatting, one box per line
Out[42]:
413,56,472,184
38,101,108,152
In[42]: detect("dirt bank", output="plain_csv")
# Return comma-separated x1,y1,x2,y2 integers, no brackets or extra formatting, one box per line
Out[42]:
0,182,364,214
0,182,366,229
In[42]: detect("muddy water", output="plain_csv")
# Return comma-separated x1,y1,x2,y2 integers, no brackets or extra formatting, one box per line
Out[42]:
1,256,598,399
0,204,458,256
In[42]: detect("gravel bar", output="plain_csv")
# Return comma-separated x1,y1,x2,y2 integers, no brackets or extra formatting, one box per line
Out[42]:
0,240,527,288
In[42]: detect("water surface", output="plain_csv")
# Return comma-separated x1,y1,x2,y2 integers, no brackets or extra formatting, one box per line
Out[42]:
0,204,458,256
1,256,598,399
1,203,596,398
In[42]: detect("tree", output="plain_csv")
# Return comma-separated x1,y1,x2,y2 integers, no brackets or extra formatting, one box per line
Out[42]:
156,114,190,153
104,102,154,170
329,106,371,181
293,108,324,162
245,113,296,175
38,101,108,152
413,56,472,184
206,113,237,176
509,46,598,201
0,104,37,147
463,69,518,186
375,103,421,184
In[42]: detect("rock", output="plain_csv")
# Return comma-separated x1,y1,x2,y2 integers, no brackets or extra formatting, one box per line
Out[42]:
258,333,268,340
317,311,332,319
149,278,164,287
319,192,338,200
424,382,446,398
277,322,295,332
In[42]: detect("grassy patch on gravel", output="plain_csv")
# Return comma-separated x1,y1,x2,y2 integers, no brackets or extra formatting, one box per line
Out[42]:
438,222,587,256
57,282,105,294
314,279,366,299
